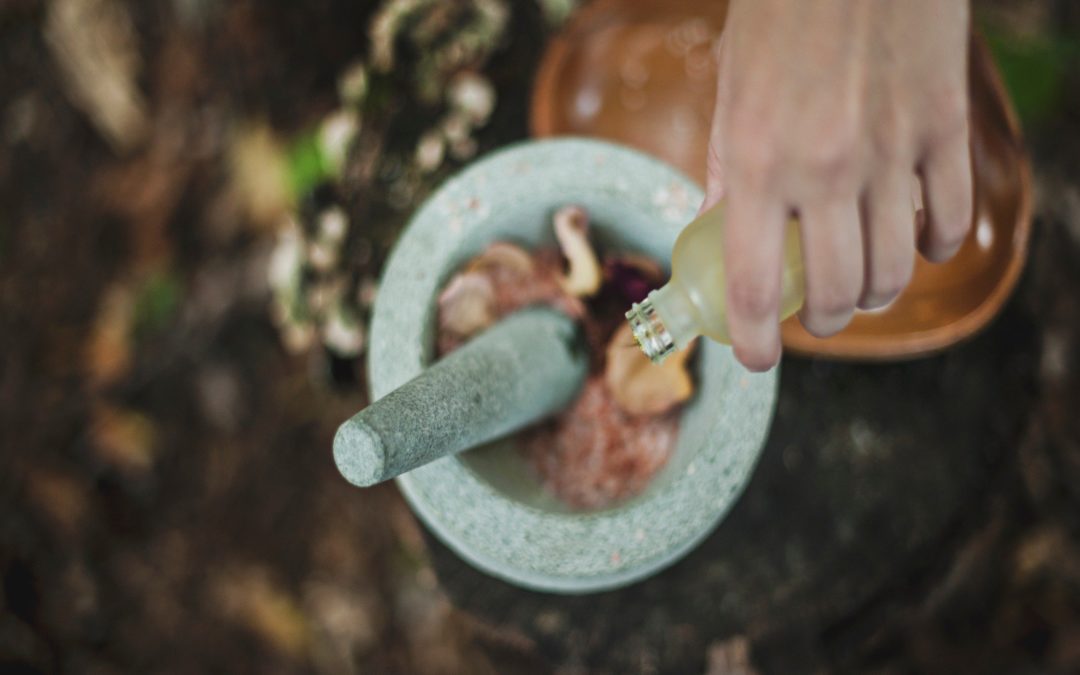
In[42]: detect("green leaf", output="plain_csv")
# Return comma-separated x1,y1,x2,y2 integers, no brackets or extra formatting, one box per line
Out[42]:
983,29,1080,126
133,270,183,338
286,131,332,201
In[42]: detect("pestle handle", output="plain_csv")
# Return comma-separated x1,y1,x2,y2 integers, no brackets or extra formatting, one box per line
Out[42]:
333,307,588,487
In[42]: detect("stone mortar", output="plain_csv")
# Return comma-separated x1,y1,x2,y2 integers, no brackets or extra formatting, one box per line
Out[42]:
367,138,778,593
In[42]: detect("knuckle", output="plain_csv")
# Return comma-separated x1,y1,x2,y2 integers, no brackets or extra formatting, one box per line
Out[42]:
729,137,776,182
727,105,778,178
871,111,911,162
930,116,969,148
925,88,969,145
800,129,859,192
729,99,772,134
728,276,779,319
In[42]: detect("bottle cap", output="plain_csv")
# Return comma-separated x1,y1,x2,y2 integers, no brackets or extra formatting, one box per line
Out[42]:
626,293,676,364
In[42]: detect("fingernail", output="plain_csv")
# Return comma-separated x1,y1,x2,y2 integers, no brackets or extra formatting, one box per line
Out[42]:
798,308,853,339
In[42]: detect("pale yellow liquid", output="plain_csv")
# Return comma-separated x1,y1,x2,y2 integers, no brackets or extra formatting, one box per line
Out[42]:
655,202,805,348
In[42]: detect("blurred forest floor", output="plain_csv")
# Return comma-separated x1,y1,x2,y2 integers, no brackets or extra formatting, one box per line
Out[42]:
1,0,1080,673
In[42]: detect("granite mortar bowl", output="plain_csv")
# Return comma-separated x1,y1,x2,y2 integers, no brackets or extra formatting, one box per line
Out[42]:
368,138,778,593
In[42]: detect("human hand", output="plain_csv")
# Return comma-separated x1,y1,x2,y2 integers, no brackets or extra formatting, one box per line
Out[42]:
705,0,973,371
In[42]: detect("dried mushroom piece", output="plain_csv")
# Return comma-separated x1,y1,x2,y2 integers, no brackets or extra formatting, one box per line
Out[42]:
464,241,534,276
553,205,602,297
437,272,496,338
605,323,695,416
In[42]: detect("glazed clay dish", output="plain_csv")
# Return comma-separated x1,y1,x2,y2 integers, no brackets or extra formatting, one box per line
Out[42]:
531,0,1032,359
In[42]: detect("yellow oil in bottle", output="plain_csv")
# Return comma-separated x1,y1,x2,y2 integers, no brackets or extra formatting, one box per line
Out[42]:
626,202,805,363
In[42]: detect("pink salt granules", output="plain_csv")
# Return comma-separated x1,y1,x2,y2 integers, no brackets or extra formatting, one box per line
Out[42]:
436,235,687,510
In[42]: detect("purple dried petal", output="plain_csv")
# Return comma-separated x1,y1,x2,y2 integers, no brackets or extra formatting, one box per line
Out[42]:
604,258,660,304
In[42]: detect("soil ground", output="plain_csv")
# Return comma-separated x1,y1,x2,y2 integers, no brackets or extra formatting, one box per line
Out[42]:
2,1,1080,673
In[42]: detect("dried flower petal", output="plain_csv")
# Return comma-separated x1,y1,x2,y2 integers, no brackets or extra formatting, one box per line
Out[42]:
210,567,311,657
90,403,157,474
317,207,349,244
85,282,135,387
437,272,496,338
357,277,379,308
307,278,346,314
705,636,759,675
282,323,316,353
553,205,602,297
307,241,338,272
24,469,89,535
337,61,368,105
441,111,471,145
415,130,446,173
268,219,304,291
604,254,666,303
449,136,478,161
228,123,291,227
320,110,360,175
323,305,366,357
45,0,148,152
537,0,579,25
447,71,495,125
605,323,694,415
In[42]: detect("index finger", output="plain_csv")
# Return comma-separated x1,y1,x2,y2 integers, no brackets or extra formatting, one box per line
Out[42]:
722,189,788,371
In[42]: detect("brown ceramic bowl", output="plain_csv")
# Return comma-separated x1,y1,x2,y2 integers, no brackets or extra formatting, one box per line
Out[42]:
531,0,1032,359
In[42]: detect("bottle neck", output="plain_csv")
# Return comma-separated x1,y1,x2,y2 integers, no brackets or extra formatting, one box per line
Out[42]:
625,282,701,364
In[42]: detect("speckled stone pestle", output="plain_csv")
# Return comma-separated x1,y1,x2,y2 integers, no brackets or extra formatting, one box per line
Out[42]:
333,307,588,487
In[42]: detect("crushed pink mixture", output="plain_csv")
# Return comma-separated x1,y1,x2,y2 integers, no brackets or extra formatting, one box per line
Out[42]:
436,240,687,510
522,378,680,509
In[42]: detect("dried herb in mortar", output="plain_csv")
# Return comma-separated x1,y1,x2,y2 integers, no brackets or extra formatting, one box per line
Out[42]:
436,206,696,509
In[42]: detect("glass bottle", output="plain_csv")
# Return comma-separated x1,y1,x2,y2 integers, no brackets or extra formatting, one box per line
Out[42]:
626,202,806,363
